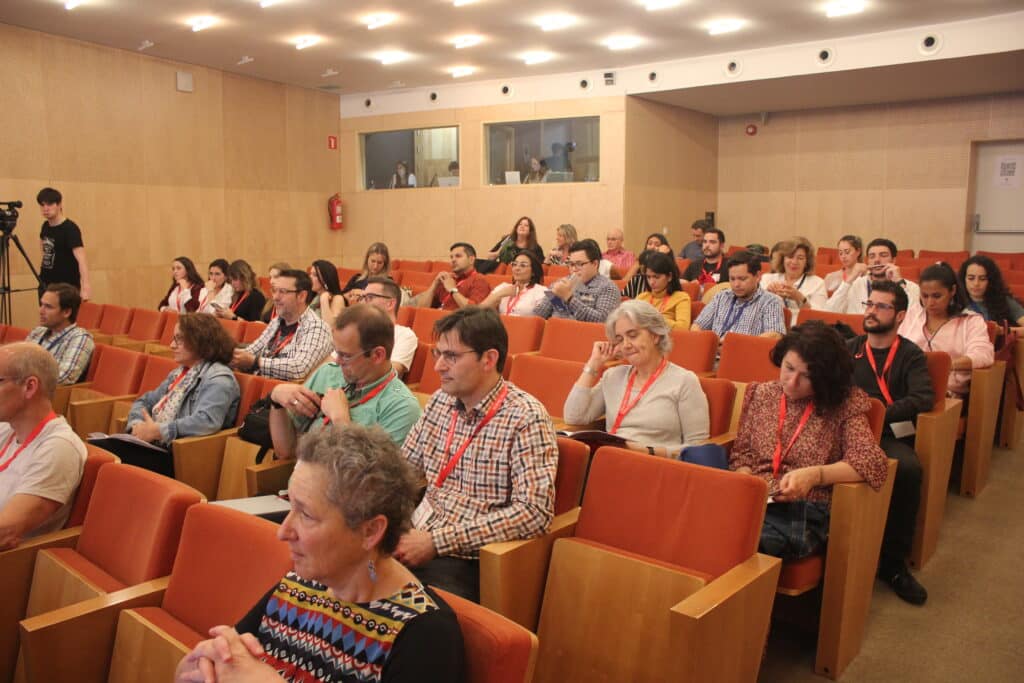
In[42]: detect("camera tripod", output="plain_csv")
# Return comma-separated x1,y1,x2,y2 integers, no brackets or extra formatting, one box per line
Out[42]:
0,231,42,325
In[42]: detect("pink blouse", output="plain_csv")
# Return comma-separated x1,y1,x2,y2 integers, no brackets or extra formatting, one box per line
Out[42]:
898,308,993,396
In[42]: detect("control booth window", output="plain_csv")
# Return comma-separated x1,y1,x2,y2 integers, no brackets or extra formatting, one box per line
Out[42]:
485,116,599,185
362,126,459,190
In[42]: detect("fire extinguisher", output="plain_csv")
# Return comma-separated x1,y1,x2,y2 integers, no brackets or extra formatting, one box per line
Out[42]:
328,193,344,230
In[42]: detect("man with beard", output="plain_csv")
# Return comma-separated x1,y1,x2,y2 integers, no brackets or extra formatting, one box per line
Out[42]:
267,304,421,457
681,227,727,292
847,280,933,605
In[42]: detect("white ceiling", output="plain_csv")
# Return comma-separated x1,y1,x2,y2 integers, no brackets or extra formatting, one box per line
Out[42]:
2,0,1023,96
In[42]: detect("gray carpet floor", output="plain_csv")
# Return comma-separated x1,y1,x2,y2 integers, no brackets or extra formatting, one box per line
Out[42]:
760,436,1024,682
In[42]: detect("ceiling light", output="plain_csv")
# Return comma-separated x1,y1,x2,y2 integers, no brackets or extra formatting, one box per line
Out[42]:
449,66,475,78
375,50,409,65
706,18,746,35
824,0,866,17
645,0,681,9
453,0,477,5
535,14,576,31
65,1,84,9
603,35,642,50
364,13,396,30
322,68,339,77
237,56,254,65
452,34,483,49
189,16,216,32
294,35,320,50
137,40,154,51
259,0,279,7
521,51,553,65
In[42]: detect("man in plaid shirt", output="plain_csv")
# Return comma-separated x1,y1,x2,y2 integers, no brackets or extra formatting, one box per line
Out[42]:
397,307,557,602
231,269,332,381
26,284,94,385
692,251,786,339
534,239,621,322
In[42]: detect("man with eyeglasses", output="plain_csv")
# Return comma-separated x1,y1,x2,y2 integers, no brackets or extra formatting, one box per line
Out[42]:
0,343,86,550
267,305,420,459
358,277,417,378
397,307,557,602
826,238,921,315
534,238,621,322
412,242,491,311
847,280,932,605
231,269,332,381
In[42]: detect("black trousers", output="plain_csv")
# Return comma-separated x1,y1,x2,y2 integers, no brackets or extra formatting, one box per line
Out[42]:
413,556,481,603
90,438,174,478
878,434,923,573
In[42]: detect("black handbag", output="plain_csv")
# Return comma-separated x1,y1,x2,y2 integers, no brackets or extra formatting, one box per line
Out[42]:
237,396,274,464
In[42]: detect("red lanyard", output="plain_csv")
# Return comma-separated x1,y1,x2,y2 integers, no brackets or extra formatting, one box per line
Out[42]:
268,327,296,357
772,395,814,478
230,290,250,313
434,384,509,487
0,412,59,474
504,285,531,315
610,358,669,434
864,338,900,405
322,371,397,425
152,367,190,413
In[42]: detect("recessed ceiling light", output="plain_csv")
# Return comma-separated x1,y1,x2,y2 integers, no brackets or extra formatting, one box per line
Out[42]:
137,40,154,51
644,0,681,10
824,0,866,17
65,1,84,9
294,35,320,50
706,18,746,35
451,35,483,49
449,66,475,78
237,56,255,65
189,16,216,32
259,0,279,7
521,50,554,65
453,0,477,5
364,13,396,30
375,50,410,65
322,68,339,77
535,14,576,32
603,35,642,50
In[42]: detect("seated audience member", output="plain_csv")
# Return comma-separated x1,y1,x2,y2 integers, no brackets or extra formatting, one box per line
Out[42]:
692,250,786,339
826,238,920,315
360,276,418,377
341,242,391,305
534,239,621,323
848,281,932,605
622,249,654,299
546,223,578,267
637,252,691,330
259,262,291,323
486,216,545,266
479,250,548,316
27,283,94,385
268,305,420,458
92,314,240,476
760,237,828,322
898,263,993,398
679,219,708,262
399,307,557,602
729,321,889,559
197,259,234,314
214,259,266,322
682,227,728,291
390,160,416,188
960,255,1024,334
643,232,673,255
231,269,333,381
602,228,636,276
746,243,770,267
308,259,346,326
564,301,712,459
824,235,863,294
176,424,465,683
158,256,204,313
0,343,86,549
411,242,492,311
524,156,548,184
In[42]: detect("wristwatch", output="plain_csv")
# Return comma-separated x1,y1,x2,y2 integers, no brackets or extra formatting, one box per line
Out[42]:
447,286,458,294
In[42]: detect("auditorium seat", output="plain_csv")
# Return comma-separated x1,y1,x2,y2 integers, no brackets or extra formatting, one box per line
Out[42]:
699,376,737,440
14,466,203,681
240,320,266,343
92,304,134,344
212,378,285,501
143,312,179,358
717,333,778,384
484,273,509,289
396,305,415,327
110,310,174,351
998,336,1024,448
400,270,437,295
524,317,606,364
701,281,730,304
957,357,1006,497
104,354,180,432
546,264,569,278
680,279,699,302
66,346,147,438
395,258,431,272
816,246,839,265
216,317,246,342
76,302,103,330
800,309,866,336
1,326,30,343
667,329,717,374
498,314,545,378
429,260,450,273
508,355,589,421
918,250,968,268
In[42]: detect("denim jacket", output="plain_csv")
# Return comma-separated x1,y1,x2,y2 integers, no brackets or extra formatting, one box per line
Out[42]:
127,362,240,444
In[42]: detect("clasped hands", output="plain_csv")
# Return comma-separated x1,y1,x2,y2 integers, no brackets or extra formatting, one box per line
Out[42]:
176,625,279,683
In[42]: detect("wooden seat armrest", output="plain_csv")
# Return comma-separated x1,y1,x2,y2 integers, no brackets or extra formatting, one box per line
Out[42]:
669,553,782,681
246,459,295,497
108,400,134,434
172,429,238,501
111,338,157,351
553,420,605,432
707,432,735,451
479,508,579,632
70,392,137,407
910,398,963,569
19,577,169,683
91,333,114,346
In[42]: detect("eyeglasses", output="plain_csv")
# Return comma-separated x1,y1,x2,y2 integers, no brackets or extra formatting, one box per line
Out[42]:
270,287,298,296
358,292,394,303
431,348,477,364
567,260,592,269
862,301,895,312
334,349,372,365
169,334,184,346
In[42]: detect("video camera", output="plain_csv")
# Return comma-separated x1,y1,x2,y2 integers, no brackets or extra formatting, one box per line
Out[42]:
0,200,22,236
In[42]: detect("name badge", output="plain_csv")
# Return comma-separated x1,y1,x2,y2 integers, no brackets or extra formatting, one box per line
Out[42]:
890,421,916,439
411,496,434,528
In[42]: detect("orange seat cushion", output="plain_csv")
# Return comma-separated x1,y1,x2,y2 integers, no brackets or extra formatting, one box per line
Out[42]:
47,547,127,593
131,607,205,649
777,554,825,594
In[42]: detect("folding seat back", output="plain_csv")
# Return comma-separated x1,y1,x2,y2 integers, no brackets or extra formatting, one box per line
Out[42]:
241,320,266,343
396,306,415,327
398,259,431,272
338,267,360,285
66,445,119,528
257,276,272,296
401,271,437,295
918,250,968,268
900,265,920,282
680,279,699,302
817,246,839,265
701,282,730,304
2,326,30,342
546,264,569,278
717,333,779,383
91,346,147,395
800,309,866,336
554,437,591,515
411,306,448,342
416,343,442,395
233,373,263,427
698,376,737,438
218,317,246,342
668,329,716,373
158,311,179,345
537,318,606,363
429,260,451,273
124,308,163,341
676,258,691,275
509,355,585,420
500,314,545,377
98,304,133,335
138,355,179,394
77,302,104,329
390,270,405,286
86,343,108,381
484,274,509,289
690,300,704,320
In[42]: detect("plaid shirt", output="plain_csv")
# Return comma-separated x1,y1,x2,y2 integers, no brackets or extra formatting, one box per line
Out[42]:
534,273,621,323
695,287,786,338
244,307,332,381
402,378,557,559
27,324,94,384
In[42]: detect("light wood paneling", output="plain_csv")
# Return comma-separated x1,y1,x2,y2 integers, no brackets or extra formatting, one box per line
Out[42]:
0,26,50,181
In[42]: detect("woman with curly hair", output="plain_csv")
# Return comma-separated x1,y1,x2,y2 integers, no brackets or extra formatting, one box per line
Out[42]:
959,255,1024,334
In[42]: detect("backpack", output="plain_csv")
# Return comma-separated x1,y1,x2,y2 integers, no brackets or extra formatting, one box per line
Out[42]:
237,396,274,464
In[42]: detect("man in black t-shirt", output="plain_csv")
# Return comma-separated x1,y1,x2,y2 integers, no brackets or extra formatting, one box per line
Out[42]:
37,187,91,300
681,227,727,292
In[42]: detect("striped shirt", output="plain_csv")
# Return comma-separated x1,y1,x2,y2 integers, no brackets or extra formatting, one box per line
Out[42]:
402,378,557,559
27,324,94,384
695,287,786,338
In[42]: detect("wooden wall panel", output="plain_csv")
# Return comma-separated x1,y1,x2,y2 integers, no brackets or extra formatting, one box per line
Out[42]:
0,26,49,181
285,86,341,193
222,74,288,191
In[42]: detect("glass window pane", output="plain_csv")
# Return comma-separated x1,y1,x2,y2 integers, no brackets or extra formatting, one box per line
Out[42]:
484,116,599,185
361,126,459,189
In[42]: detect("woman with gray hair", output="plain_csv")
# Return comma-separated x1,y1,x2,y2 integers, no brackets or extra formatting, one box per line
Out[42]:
175,424,465,683
563,300,714,462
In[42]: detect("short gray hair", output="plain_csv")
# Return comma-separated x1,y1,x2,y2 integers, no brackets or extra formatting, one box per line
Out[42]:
605,300,673,355
1,342,58,398
295,423,420,555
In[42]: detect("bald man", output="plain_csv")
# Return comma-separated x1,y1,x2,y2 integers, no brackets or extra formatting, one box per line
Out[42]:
0,343,86,549
602,228,636,276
